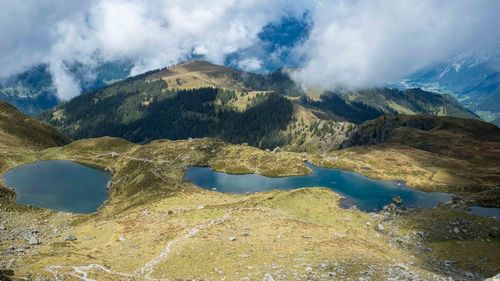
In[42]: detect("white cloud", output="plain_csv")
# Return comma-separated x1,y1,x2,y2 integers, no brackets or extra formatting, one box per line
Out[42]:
292,0,500,90
236,57,263,72
0,0,309,99
0,0,499,99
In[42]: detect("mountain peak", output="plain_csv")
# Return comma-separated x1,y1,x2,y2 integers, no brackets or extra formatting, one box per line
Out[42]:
148,60,246,90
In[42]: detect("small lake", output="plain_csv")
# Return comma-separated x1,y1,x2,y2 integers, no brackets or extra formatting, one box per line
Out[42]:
2,160,110,213
185,163,452,211
469,206,500,220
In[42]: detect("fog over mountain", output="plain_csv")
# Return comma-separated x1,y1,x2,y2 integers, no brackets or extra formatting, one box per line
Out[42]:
1,0,499,99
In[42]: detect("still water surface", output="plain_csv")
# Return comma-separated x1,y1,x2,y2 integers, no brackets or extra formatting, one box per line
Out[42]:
185,163,452,211
2,160,110,213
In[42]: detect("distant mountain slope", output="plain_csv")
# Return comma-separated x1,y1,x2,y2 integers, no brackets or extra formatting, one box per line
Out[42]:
301,88,478,124
0,61,132,115
0,64,58,115
0,100,70,149
401,48,500,124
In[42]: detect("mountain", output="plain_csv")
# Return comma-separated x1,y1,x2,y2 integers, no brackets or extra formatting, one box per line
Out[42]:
0,64,58,115
147,60,304,96
0,61,132,115
300,87,478,124
40,61,477,151
0,100,70,149
40,61,349,151
399,48,500,124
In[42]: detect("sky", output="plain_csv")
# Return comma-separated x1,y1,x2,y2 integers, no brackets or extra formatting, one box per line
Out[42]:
1,0,499,99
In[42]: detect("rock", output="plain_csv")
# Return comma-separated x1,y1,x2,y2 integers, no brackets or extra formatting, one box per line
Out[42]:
263,273,275,281
0,224,5,230
376,224,384,232
442,260,456,267
392,196,403,204
489,227,498,238
228,236,237,241
65,234,77,241
118,236,126,242
28,237,40,245
453,227,460,234
167,210,174,215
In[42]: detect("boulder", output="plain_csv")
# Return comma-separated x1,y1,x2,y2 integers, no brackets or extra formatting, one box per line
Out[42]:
28,237,40,245
392,196,403,204
65,234,77,241
376,224,384,232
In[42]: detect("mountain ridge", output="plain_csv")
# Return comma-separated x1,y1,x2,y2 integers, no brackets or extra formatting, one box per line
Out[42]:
39,60,479,151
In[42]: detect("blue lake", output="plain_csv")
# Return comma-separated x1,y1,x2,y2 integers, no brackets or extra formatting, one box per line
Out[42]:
185,163,452,211
2,160,110,213
469,206,500,220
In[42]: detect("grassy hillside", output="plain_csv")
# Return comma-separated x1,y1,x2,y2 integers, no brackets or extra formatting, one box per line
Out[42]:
0,100,70,150
302,88,478,124
40,62,351,151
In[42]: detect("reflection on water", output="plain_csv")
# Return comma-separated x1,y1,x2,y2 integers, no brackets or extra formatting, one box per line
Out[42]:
185,163,452,211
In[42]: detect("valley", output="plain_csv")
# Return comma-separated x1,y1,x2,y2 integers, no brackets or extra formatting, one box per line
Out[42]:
1,2,499,280
0,61,499,280
1,101,500,280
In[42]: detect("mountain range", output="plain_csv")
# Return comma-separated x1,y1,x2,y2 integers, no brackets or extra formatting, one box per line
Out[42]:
397,48,500,126
0,61,132,115
34,60,477,152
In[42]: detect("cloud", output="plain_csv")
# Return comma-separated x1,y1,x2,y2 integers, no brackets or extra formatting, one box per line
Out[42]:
0,0,309,99
1,0,499,99
236,57,263,72
292,0,500,90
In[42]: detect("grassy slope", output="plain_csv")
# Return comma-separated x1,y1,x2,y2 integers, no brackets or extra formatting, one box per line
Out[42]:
0,101,70,150
148,60,248,91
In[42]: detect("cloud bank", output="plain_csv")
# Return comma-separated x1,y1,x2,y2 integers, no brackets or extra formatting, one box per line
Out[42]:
292,0,500,90
0,0,308,99
0,0,499,99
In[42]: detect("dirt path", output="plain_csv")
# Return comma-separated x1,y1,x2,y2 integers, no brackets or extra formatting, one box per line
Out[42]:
45,212,231,281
